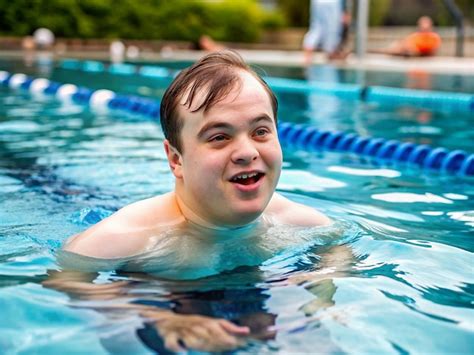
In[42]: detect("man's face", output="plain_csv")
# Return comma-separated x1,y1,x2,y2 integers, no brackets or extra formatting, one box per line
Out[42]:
168,70,282,227
418,17,433,32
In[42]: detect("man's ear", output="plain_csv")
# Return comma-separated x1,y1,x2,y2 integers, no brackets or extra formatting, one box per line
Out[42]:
164,139,183,178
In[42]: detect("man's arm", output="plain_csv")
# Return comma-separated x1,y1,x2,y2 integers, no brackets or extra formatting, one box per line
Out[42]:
43,270,250,352
289,244,354,315
43,270,132,299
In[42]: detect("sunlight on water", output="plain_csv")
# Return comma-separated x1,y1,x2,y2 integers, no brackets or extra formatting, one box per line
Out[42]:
328,166,401,178
371,192,454,204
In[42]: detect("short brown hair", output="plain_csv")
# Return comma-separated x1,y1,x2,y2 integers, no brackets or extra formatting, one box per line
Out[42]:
160,50,278,152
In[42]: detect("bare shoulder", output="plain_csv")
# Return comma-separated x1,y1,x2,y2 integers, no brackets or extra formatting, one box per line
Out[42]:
266,193,331,227
64,192,183,258
111,192,183,227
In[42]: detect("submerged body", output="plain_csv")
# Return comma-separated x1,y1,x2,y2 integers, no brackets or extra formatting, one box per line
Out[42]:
64,192,330,262
57,188,340,351
62,202,343,279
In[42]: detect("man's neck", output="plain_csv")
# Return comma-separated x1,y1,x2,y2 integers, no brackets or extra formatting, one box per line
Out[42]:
173,192,264,235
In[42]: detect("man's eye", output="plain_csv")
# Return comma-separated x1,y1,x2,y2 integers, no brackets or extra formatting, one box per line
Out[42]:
210,135,227,142
255,128,269,137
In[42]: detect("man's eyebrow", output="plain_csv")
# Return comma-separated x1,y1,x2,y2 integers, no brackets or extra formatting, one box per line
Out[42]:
197,122,233,139
250,114,274,125
197,114,274,138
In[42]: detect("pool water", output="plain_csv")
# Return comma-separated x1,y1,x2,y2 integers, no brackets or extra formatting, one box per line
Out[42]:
0,56,473,354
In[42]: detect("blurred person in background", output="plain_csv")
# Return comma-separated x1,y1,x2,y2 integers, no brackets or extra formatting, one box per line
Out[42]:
190,35,226,52
33,28,55,50
372,16,441,57
303,0,352,65
110,40,125,62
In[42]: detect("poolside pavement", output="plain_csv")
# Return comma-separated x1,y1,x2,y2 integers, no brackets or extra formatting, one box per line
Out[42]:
1,49,473,76
159,49,474,76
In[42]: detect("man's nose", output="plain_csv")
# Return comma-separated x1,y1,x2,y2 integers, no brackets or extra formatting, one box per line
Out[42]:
231,139,259,164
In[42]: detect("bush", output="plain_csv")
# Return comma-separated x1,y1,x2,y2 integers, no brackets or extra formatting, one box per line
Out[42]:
277,0,309,27
368,0,392,26
206,0,263,42
260,9,288,30
0,0,285,42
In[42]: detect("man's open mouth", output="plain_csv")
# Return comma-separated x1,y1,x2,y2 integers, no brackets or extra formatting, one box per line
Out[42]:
230,172,264,186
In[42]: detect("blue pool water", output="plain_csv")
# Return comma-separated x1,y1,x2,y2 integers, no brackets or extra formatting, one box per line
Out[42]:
0,56,473,354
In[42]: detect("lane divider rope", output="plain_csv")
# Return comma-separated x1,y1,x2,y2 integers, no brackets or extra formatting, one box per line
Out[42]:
0,71,161,119
1,70,472,176
278,122,474,176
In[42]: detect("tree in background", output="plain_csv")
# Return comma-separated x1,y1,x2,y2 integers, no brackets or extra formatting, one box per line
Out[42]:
0,0,285,42
277,0,310,27
373,0,473,26
384,0,473,26
368,0,392,26
0,0,470,41
275,0,472,27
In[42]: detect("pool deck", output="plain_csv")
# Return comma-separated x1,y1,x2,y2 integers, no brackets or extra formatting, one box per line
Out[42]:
161,49,474,76
1,49,473,76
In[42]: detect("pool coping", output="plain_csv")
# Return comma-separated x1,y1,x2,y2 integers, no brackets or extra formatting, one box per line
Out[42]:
1,49,474,76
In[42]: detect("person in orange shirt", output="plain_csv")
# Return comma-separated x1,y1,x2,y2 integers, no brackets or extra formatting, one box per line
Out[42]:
373,16,442,57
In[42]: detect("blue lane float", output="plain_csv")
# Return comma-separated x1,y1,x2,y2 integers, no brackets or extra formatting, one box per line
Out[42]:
138,65,171,78
109,63,136,75
277,122,474,177
58,58,81,70
365,86,473,113
58,58,175,79
0,70,160,120
1,70,473,176
57,58,474,113
265,77,362,100
83,60,105,72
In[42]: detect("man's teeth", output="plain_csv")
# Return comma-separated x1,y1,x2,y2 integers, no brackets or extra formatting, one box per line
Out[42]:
234,172,258,180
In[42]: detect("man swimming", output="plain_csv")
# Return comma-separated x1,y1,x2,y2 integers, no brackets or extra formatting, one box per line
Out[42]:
63,50,330,259
47,50,350,352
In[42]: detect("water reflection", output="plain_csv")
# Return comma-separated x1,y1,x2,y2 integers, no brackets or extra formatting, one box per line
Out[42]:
43,241,354,353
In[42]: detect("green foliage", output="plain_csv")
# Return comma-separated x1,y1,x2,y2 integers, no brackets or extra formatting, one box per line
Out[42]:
277,0,310,27
0,0,284,42
206,0,265,42
456,0,474,22
371,0,473,26
272,0,473,28
0,0,42,35
260,10,288,30
2,0,469,40
432,0,474,27
369,0,392,26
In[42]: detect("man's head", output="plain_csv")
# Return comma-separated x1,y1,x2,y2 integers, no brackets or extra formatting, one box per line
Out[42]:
160,50,282,227
160,50,278,153
417,16,433,32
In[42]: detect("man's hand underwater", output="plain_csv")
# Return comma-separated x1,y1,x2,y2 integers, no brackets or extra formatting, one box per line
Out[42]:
142,311,250,352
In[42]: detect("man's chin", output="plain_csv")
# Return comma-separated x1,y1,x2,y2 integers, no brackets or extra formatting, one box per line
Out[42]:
222,205,267,226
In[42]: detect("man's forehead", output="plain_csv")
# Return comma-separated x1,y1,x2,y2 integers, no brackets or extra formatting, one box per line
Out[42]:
178,73,239,111
178,71,269,113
